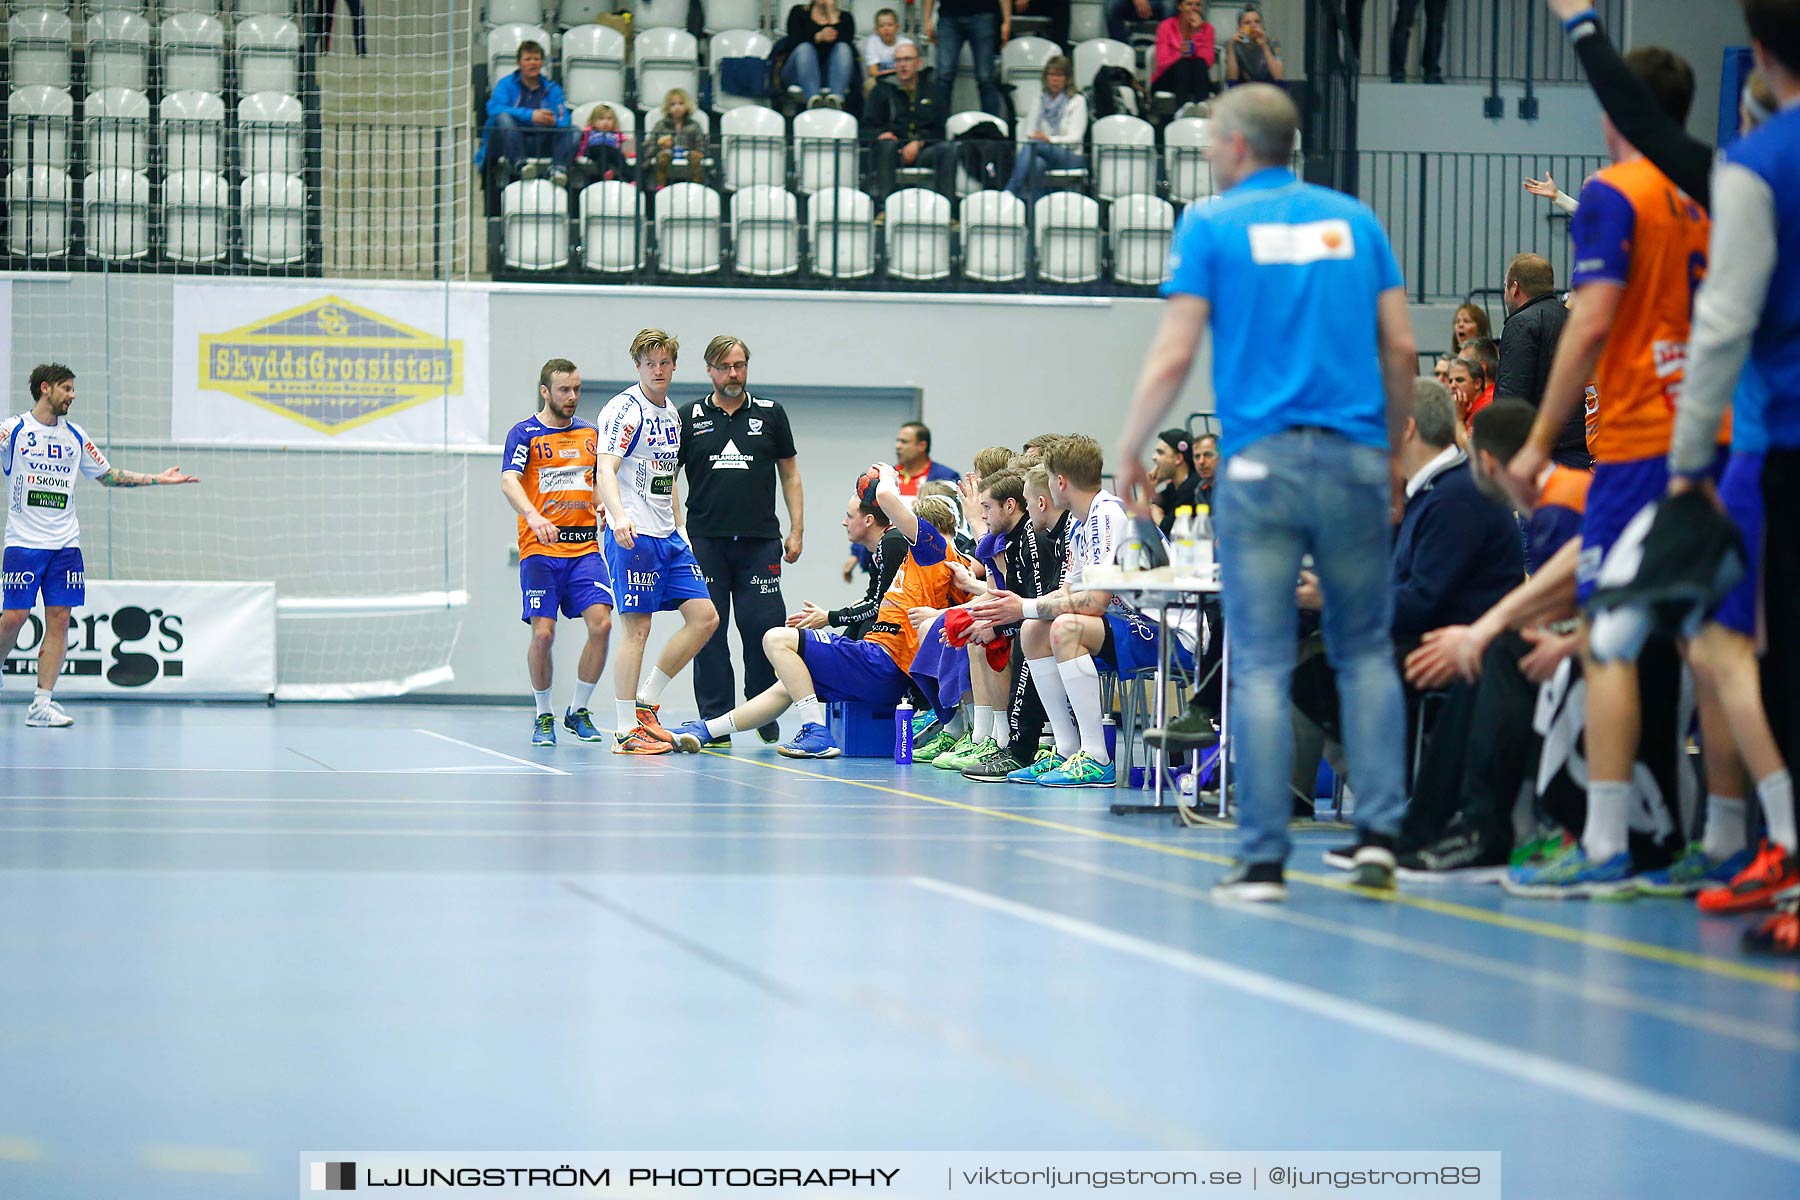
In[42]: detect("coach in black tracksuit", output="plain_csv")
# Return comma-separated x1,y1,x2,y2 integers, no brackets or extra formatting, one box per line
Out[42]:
678,337,804,739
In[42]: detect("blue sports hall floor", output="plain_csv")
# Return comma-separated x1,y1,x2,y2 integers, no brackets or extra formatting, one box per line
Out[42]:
1,702,1797,1199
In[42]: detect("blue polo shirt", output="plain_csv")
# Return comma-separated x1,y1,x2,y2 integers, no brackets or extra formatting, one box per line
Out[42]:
1163,167,1405,458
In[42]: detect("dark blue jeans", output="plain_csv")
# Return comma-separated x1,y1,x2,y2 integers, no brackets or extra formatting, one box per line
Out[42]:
490,112,578,173
935,11,1003,117
1107,0,1169,43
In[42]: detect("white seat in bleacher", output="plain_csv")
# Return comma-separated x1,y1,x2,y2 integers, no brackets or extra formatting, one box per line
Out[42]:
883,187,950,281
633,0,692,31
1072,37,1133,91
654,181,722,275
959,189,1025,283
709,29,774,113
160,89,227,174
83,168,152,260
85,12,153,93
488,23,555,87
160,13,229,95
1110,192,1173,286
236,16,302,97
792,107,858,195
558,0,611,27
570,100,639,162
8,10,74,90
242,172,306,263
719,105,784,192
1069,0,1104,42
703,0,764,35
8,86,74,175
730,184,797,276
561,24,628,106
487,0,546,27
808,186,873,279
634,28,700,116
162,0,223,12
1163,115,1213,204
579,179,644,272
501,177,571,269
1000,36,1058,118
5,166,71,257
88,0,149,12
162,169,229,262
84,87,153,175
944,110,1006,197
1091,113,1156,202
1033,191,1099,283
235,0,299,16
238,91,303,176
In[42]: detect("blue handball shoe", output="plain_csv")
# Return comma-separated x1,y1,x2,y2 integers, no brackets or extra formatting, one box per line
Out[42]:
778,722,842,759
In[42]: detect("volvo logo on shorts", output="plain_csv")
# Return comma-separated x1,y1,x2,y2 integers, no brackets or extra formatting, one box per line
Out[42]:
2,605,185,686
197,295,465,435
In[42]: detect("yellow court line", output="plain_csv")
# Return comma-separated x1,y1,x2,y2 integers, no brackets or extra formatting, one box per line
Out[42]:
0,1137,44,1163
141,1145,261,1175
694,750,1800,993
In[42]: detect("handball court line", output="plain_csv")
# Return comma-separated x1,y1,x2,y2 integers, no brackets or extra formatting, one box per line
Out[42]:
914,877,1800,1165
413,728,571,775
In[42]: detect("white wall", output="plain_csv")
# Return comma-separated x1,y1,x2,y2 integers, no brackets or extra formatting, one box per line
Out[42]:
1629,0,1742,152
1357,80,1607,155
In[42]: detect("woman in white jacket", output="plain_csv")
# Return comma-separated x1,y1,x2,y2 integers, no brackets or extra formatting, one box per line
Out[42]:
1003,56,1088,205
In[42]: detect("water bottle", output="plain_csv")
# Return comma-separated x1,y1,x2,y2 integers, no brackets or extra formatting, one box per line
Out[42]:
894,699,914,764
1170,505,1196,575
1192,504,1216,583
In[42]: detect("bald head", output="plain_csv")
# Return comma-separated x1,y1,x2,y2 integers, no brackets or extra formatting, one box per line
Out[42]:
1208,83,1298,188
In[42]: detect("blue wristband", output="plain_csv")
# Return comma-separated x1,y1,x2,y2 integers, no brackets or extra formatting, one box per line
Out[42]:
1562,9,1599,34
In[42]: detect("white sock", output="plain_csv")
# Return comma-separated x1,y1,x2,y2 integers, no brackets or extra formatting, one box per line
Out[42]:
704,713,738,740
571,678,598,713
1701,794,1748,860
1582,780,1632,864
1758,770,1797,853
792,695,824,728
1028,657,1081,758
972,705,993,743
33,687,50,704
534,688,553,717
615,698,639,733
637,667,672,705
1058,654,1108,764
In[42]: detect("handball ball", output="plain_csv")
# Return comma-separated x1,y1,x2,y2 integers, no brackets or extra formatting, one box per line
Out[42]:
856,468,882,506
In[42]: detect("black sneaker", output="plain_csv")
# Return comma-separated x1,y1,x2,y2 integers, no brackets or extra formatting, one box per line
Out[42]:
1143,698,1218,751
1351,832,1397,891
1396,820,1509,884
757,721,781,744
1322,843,1359,871
962,746,1028,782
1212,861,1287,902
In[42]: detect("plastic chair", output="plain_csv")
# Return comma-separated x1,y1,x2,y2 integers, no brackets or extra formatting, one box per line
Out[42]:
709,29,774,113
236,15,302,97
944,109,1007,197
1069,0,1104,42
85,88,153,175
959,189,1026,283
1164,116,1214,204
8,9,74,90
236,0,299,15
162,0,223,12
162,169,229,262
1000,35,1058,117
634,28,700,115
238,91,304,177
807,186,873,279
1091,113,1156,202
8,86,74,174
579,179,645,272
501,177,571,269
488,23,555,86
719,104,784,191
1072,37,1133,91
558,0,611,27
730,184,797,276
84,168,152,260
486,0,545,26
159,13,228,95
85,11,153,93
703,0,764,35
654,181,722,275
1110,192,1173,285
242,172,306,263
633,0,691,30
6,166,71,257
160,89,227,174
1033,191,1100,284
882,186,950,281
561,24,627,105
792,108,858,195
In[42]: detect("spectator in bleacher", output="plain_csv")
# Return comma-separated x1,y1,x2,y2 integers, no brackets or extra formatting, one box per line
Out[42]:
1003,56,1088,205
1450,301,1489,354
783,0,858,109
923,0,1008,118
479,41,576,188
1432,353,1455,387
1148,428,1198,535
1444,353,1481,431
1388,0,1449,84
1194,431,1218,507
864,44,957,200
1150,0,1217,116
863,8,915,91
1012,0,1070,50
1225,5,1284,86
1109,0,1171,47
645,88,706,190
1496,252,1587,468
1459,335,1498,418
570,103,633,192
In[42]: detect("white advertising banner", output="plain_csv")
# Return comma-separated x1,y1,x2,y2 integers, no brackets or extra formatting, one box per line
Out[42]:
1,580,276,697
169,283,489,446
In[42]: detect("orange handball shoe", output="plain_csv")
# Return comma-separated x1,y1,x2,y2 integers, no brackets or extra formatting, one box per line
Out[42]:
1695,840,1800,915
634,701,677,745
612,726,673,755
1742,907,1800,957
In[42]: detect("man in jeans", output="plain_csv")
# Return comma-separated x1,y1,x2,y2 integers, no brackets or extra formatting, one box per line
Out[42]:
1113,84,1419,900
923,0,1010,117
477,40,577,187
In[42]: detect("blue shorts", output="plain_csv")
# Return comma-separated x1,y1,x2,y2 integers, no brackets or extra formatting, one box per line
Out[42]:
602,529,710,614
796,628,910,705
2,545,85,610
907,611,972,714
519,551,613,623
1577,458,1669,605
1712,452,1764,637
1097,611,1195,675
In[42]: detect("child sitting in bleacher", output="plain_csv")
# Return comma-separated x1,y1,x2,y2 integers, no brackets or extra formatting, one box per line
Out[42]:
574,103,633,186
862,8,914,92
645,88,708,189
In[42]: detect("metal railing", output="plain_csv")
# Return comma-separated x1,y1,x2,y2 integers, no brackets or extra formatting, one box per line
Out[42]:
1353,0,1626,85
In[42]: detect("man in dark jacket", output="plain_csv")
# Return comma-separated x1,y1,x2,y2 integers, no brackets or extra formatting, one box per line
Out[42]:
862,45,956,200
1496,253,1587,467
